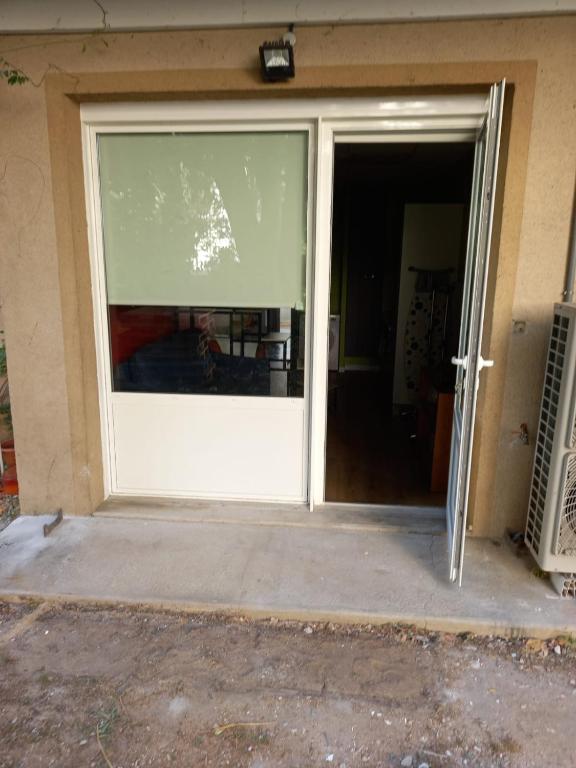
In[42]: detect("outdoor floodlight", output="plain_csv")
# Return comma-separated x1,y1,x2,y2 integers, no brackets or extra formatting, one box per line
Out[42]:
259,27,296,82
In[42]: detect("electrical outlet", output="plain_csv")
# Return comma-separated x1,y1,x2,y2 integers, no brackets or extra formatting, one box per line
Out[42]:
512,320,526,334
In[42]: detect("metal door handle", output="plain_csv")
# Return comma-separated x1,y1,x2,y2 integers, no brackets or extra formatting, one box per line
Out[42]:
451,356,468,369
451,355,494,372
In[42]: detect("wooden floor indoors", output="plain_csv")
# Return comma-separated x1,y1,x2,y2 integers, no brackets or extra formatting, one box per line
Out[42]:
325,371,446,507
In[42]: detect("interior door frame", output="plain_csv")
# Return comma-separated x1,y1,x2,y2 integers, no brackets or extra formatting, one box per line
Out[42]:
309,104,491,509
81,96,490,505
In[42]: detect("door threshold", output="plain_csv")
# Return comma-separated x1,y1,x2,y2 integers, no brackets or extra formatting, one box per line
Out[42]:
315,503,445,533
95,497,446,534
319,502,445,518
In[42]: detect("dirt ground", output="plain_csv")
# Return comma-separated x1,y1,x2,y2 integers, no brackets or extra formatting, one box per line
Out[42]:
0,601,575,768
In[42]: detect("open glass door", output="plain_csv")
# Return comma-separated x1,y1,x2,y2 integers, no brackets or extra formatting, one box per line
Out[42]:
447,81,505,584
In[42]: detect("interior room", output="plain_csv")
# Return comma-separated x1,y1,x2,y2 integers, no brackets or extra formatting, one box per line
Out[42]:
325,142,475,507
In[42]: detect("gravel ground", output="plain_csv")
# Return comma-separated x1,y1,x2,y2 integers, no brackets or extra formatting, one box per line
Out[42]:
0,493,19,534
0,601,575,767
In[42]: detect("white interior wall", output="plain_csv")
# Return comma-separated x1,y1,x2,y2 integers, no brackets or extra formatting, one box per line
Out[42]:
393,203,465,406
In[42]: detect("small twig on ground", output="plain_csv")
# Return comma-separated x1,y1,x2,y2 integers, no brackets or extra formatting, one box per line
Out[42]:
96,723,114,768
213,722,274,736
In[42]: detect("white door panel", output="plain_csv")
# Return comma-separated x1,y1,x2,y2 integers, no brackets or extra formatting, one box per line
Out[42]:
111,394,306,500
447,81,505,585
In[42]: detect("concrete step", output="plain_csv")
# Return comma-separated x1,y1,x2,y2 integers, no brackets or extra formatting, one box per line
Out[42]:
0,514,574,639
95,498,446,535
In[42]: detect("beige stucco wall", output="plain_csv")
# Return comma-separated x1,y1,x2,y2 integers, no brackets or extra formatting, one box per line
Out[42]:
0,17,574,533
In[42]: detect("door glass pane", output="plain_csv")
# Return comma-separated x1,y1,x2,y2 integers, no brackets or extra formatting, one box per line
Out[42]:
98,132,308,397
456,132,486,411
462,133,486,361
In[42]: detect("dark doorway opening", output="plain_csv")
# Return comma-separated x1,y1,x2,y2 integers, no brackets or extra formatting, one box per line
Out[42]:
325,142,475,506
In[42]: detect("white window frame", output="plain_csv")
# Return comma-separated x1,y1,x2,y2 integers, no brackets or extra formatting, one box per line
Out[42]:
81,95,488,505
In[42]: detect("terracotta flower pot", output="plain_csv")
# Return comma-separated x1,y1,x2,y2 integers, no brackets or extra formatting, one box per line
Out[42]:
0,464,18,495
1,439,18,495
1,439,15,469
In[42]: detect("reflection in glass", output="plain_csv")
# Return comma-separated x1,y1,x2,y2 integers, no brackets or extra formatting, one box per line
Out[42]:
99,131,308,398
98,132,308,309
109,305,305,397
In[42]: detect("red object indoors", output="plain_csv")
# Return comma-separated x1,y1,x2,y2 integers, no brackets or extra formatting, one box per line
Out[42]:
108,306,178,366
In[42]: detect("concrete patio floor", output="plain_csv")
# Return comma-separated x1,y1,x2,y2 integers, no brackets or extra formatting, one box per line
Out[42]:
0,509,574,638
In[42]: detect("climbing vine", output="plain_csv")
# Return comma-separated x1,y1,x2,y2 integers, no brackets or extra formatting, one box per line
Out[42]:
0,57,29,85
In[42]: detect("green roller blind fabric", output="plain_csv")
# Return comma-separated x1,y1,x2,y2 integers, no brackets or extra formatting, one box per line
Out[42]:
98,132,308,308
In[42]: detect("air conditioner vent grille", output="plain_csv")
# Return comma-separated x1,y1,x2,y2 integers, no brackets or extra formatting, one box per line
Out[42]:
526,312,566,553
555,454,576,556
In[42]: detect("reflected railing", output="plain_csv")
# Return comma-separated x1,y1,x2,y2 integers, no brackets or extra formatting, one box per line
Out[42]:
108,305,305,398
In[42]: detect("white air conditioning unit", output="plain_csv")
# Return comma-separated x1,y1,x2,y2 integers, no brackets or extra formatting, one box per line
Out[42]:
526,303,576,572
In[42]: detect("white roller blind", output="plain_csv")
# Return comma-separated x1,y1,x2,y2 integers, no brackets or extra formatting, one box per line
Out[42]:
98,132,308,308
